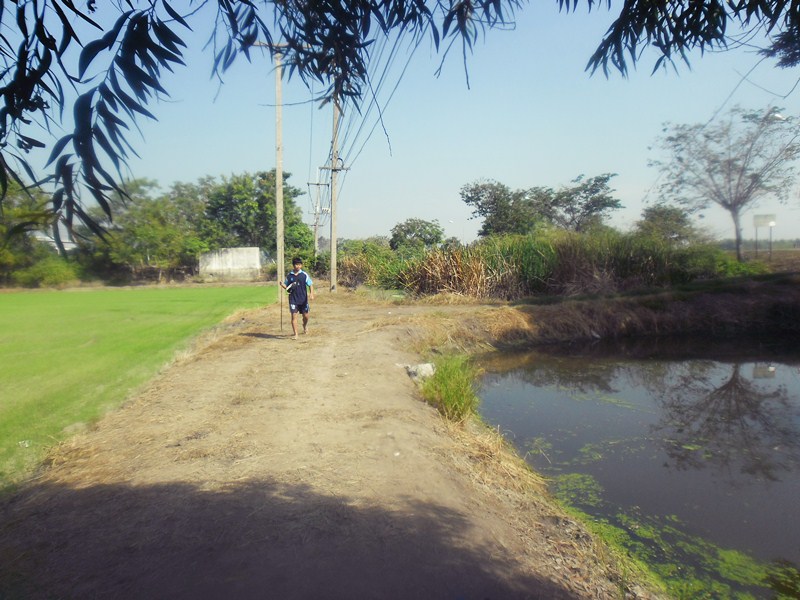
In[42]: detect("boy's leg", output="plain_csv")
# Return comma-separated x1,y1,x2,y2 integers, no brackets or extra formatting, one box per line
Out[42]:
302,310,309,334
290,311,299,338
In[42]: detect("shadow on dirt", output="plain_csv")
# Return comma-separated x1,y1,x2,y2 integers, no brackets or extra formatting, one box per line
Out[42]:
0,478,578,599
240,332,287,340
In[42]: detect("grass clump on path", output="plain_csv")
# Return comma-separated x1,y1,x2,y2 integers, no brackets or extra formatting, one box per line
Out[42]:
421,354,481,421
0,285,276,489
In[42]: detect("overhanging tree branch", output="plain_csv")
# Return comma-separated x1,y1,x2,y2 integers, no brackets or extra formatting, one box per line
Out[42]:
5,0,800,240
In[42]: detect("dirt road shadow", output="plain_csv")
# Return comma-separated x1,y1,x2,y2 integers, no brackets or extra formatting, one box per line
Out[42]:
0,478,578,599
240,332,287,340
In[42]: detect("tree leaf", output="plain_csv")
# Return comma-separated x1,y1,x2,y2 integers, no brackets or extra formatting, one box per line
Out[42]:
162,1,190,28
92,127,121,170
78,38,111,78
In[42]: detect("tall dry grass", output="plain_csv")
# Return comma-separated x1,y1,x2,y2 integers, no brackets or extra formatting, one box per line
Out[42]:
396,232,764,300
334,229,769,301
394,237,555,299
397,248,493,297
547,231,672,295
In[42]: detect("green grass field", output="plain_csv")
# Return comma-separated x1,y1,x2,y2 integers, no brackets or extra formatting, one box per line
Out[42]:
0,285,277,488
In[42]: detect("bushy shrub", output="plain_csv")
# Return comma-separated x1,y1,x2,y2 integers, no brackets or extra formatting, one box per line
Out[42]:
716,256,770,278
12,256,79,288
337,238,405,288
670,245,769,281
312,251,330,278
543,230,680,295
420,354,480,421
261,262,278,279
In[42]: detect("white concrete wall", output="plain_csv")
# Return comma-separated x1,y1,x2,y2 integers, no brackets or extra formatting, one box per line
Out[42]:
199,247,262,280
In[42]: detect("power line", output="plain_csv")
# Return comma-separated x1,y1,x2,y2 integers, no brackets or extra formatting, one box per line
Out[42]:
347,35,423,166
299,26,424,255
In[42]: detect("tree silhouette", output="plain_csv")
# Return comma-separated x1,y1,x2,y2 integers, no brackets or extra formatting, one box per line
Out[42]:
652,106,800,261
652,362,800,480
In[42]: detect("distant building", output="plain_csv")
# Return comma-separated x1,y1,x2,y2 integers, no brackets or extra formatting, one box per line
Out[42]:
199,247,262,280
32,230,76,252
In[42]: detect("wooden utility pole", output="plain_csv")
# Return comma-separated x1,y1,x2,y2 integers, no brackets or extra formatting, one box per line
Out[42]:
274,51,285,282
329,97,340,293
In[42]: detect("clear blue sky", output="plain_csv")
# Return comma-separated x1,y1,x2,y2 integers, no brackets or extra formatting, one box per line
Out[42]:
122,3,800,243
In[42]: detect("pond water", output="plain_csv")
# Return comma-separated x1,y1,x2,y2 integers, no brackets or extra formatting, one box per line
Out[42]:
477,337,800,598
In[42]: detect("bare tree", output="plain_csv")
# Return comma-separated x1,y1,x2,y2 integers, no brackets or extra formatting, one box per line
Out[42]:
652,107,800,261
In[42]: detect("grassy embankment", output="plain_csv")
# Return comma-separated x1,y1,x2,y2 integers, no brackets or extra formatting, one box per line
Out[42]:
411,274,800,599
0,285,276,489
399,241,800,599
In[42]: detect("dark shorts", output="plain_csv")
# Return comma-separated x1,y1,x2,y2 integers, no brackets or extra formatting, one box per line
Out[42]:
289,302,310,314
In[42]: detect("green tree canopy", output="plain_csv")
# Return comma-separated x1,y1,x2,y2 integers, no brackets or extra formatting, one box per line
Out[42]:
652,106,800,261
72,179,208,282
634,204,706,246
389,218,444,251
530,174,621,233
200,170,312,257
460,181,541,237
340,236,391,256
108,195,208,282
0,181,57,284
69,172,313,282
462,174,621,236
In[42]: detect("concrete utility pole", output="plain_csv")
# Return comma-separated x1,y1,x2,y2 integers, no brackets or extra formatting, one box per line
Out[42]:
274,50,285,282
307,177,327,254
330,97,340,293
316,98,346,291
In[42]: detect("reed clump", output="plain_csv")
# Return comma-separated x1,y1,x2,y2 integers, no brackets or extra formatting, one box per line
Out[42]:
334,230,769,302
395,231,765,300
335,239,407,289
420,354,481,421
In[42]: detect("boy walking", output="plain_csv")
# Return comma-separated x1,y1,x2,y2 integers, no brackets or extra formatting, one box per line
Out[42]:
280,257,314,339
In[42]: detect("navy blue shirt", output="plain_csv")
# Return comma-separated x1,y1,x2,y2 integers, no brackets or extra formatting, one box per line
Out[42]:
284,269,312,306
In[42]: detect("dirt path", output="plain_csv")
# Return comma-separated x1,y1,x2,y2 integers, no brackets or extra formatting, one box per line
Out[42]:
0,290,657,599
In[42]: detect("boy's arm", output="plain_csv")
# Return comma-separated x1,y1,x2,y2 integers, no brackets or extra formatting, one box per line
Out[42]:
308,283,315,301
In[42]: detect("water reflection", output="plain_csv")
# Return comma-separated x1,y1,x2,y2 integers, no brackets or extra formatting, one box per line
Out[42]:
651,361,800,480
477,337,800,596
479,337,800,481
